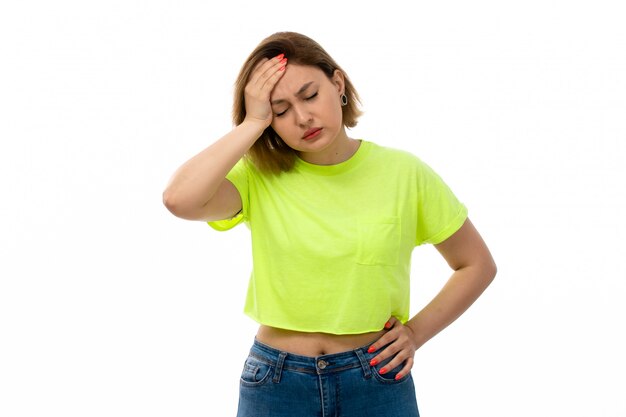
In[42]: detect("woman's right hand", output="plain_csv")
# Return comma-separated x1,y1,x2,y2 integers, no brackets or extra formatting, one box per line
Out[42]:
243,54,288,128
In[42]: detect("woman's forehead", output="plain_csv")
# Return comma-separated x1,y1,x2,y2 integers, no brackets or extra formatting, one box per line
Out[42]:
271,65,326,97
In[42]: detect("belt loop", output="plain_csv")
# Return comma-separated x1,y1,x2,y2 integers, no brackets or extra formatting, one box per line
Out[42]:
272,351,288,383
354,348,372,379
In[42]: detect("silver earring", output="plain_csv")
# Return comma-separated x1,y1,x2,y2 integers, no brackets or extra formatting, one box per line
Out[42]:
341,93,348,106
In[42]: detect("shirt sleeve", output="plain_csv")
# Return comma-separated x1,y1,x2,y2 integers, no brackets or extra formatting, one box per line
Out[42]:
415,159,468,245
207,158,250,231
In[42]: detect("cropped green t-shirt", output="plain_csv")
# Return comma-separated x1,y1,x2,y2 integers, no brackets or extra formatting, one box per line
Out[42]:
208,140,467,334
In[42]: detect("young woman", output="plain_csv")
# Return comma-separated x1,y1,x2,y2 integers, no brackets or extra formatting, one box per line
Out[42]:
163,31,496,417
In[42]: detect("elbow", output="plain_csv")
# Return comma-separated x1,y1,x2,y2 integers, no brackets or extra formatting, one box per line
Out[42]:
162,187,184,217
162,189,175,213
485,258,497,284
469,253,497,287
162,188,210,220
490,261,498,281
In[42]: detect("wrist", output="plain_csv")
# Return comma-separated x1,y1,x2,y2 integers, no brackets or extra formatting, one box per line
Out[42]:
231,119,268,147
241,117,270,132
405,321,427,350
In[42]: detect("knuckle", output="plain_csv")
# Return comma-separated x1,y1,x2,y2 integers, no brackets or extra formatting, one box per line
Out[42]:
380,346,393,357
373,337,387,348
244,85,255,96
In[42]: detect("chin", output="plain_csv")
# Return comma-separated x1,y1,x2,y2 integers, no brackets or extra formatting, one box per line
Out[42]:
300,138,332,152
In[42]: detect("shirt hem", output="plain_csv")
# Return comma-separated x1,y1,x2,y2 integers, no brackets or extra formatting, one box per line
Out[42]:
422,205,469,245
244,311,389,335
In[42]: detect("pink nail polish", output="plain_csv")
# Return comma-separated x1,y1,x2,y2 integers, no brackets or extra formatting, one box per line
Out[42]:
370,359,378,366
395,373,402,380
384,321,392,329
279,66,286,71
275,53,284,60
367,346,376,353
379,367,388,375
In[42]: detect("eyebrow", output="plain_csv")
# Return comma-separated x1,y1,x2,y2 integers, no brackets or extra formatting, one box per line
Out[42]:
271,81,315,105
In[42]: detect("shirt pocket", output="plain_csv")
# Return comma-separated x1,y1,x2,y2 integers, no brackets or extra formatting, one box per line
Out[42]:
356,216,401,266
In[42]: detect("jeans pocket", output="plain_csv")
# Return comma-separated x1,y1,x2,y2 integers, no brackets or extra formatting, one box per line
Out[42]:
240,355,273,387
371,358,411,385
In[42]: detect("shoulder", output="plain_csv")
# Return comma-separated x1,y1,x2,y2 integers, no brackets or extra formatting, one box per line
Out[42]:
230,156,265,179
363,140,427,171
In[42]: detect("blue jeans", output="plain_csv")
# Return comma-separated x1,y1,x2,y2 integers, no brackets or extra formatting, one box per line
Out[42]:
237,338,420,417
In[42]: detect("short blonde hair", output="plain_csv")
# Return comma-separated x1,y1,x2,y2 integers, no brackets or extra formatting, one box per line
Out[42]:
232,32,363,174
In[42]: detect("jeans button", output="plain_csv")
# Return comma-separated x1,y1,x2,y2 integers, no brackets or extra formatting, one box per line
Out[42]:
317,359,328,369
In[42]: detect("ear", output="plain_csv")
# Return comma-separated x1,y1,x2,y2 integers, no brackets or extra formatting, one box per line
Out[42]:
331,69,346,94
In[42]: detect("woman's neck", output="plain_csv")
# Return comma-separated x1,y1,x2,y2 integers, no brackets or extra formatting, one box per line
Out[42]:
297,130,360,166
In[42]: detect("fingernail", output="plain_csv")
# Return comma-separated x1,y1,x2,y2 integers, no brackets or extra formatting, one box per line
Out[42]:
384,321,392,329
367,346,376,353
395,373,402,380
379,367,388,375
279,58,287,64
279,66,286,71
275,53,284,60
370,359,378,366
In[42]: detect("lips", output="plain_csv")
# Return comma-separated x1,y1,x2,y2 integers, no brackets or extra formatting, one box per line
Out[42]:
302,127,322,139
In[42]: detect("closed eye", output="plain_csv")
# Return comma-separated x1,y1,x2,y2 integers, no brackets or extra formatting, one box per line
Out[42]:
274,92,318,117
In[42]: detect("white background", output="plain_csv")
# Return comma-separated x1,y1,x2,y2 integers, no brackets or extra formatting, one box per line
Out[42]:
1,1,625,416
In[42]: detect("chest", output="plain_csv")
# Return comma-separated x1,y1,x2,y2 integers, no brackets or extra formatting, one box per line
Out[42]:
247,173,418,264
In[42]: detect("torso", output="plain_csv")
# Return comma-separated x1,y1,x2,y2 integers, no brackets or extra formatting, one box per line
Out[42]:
256,325,386,356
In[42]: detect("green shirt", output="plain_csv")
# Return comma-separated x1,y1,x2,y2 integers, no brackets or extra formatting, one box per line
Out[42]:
209,140,467,334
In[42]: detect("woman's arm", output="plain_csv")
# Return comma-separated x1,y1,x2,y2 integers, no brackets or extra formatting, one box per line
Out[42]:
405,217,497,347
162,120,265,221
162,55,287,221
367,218,497,379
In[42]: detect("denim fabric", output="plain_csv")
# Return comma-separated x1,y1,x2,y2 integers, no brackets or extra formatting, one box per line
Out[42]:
237,338,420,417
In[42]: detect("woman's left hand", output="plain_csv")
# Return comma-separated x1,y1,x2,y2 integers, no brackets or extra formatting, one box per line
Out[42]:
367,316,419,380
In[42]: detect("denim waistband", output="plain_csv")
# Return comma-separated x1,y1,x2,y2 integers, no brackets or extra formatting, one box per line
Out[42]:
249,337,379,380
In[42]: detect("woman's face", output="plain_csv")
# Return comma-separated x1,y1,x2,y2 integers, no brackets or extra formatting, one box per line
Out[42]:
269,64,347,159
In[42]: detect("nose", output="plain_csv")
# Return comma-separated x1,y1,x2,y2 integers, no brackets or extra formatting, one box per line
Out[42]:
293,104,312,126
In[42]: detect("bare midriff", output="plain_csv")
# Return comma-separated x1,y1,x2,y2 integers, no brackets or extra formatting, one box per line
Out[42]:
255,325,387,357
